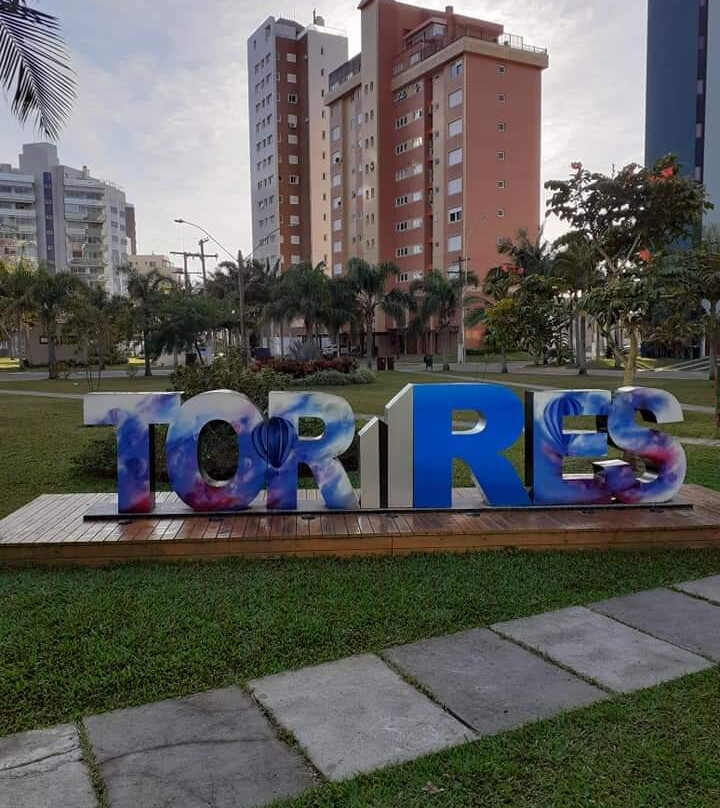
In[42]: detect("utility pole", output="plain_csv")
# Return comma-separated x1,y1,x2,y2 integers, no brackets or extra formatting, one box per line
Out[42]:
456,253,471,367
237,249,246,354
198,238,209,290
170,249,218,292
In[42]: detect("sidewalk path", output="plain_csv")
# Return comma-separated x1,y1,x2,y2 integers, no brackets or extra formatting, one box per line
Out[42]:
3,574,720,808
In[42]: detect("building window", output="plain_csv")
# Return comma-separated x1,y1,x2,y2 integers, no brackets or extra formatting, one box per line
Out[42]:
331,125,341,141
448,176,462,195
288,73,297,83
291,235,301,244
287,52,296,62
498,64,506,74
332,219,341,231
448,89,463,108
448,118,462,137
497,180,506,188
288,155,298,164
448,206,462,223
289,175,300,184
497,92,506,102
498,122,506,132
497,151,506,161
333,240,342,252
288,93,298,103
288,133,298,144
698,79,705,94
288,114,298,128
450,60,463,78
290,195,299,204
448,235,462,252
448,147,462,166
496,208,505,218
697,123,704,138
332,174,341,187
290,214,300,225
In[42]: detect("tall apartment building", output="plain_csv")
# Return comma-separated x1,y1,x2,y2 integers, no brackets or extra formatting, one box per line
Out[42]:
247,14,348,269
0,143,134,294
325,0,548,351
645,0,719,225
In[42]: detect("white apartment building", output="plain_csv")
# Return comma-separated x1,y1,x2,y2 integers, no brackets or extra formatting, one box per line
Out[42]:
0,143,134,295
247,14,348,269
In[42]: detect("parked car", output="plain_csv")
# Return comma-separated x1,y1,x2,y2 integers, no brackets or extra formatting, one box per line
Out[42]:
322,344,338,357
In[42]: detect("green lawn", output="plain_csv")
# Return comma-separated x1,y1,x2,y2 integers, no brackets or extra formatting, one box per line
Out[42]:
449,369,717,409
3,551,720,739
2,384,720,805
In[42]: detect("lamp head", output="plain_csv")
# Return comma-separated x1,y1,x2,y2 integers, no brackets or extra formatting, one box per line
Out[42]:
174,218,184,224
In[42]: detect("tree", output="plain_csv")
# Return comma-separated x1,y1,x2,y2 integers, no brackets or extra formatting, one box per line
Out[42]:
124,266,174,377
410,269,476,371
148,291,223,364
346,258,410,366
546,156,711,383
552,233,602,375
0,0,76,139
24,270,82,379
465,264,524,373
0,260,35,363
278,261,330,346
680,224,720,382
67,286,129,390
321,276,358,353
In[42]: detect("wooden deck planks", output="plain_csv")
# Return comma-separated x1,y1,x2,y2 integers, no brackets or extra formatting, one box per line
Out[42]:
2,485,720,565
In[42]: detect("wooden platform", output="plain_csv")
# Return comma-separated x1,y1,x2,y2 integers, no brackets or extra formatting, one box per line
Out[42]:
2,485,720,566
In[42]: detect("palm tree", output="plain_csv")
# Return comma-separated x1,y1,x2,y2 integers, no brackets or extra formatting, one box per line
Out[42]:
1,1,76,139
498,227,553,277
208,256,276,355
346,258,411,366
25,269,82,379
410,269,476,371
124,266,174,377
320,276,358,354
279,261,330,345
552,233,601,375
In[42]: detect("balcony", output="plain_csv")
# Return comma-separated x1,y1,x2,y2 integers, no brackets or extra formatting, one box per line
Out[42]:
0,192,35,203
65,211,106,223
392,28,547,77
328,53,362,93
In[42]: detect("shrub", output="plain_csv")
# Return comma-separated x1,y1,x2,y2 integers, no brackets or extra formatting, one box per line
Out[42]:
171,349,292,411
292,369,352,387
265,355,357,378
73,420,361,479
350,367,376,384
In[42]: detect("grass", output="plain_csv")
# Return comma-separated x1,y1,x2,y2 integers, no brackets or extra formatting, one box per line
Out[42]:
276,667,720,808
2,384,720,805
3,550,720,738
450,369,717,409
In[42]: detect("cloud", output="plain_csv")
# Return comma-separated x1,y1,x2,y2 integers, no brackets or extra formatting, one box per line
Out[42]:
0,0,647,264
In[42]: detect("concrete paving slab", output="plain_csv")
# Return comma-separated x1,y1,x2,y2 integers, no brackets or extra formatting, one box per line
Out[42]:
250,654,474,781
0,723,96,808
384,628,606,735
675,574,720,604
493,606,711,693
592,587,720,662
84,686,314,808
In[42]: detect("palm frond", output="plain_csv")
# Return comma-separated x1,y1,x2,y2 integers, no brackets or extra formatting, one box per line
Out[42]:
0,0,76,139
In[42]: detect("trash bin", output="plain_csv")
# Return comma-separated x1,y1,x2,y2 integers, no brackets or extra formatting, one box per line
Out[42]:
376,356,387,371
386,356,395,371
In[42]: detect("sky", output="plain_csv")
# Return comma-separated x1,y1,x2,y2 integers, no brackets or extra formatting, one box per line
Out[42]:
0,0,648,268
